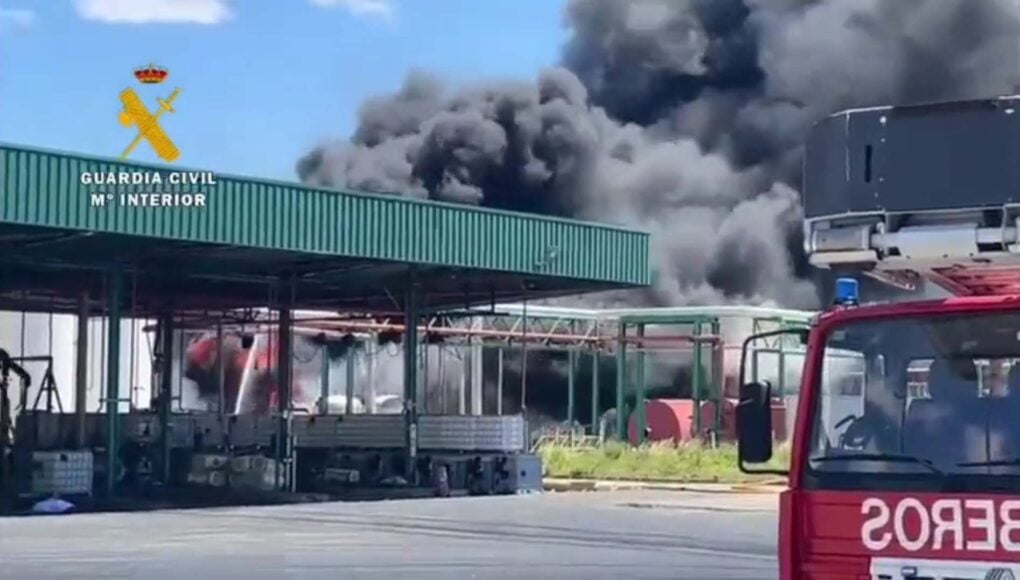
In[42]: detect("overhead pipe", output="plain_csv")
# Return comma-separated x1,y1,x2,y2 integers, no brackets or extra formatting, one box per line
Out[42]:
146,317,722,349
149,313,726,358
299,321,721,347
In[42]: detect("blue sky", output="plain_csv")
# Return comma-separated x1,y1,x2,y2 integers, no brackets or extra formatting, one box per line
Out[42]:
0,0,569,181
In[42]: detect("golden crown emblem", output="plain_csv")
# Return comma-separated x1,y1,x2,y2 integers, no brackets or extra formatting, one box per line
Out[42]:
134,64,168,84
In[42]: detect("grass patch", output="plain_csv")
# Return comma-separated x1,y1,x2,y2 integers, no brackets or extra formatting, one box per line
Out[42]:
538,440,790,483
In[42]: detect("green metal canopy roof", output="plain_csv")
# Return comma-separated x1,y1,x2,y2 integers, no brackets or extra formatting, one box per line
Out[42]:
0,144,651,314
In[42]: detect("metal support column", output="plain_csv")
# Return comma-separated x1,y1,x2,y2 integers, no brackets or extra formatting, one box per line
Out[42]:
567,349,576,426
496,347,504,416
777,325,787,398
319,345,330,414
458,342,467,415
438,346,446,414
710,320,722,435
345,348,356,414
635,324,646,444
105,271,122,495
157,313,174,484
521,303,529,414
278,308,293,411
277,301,294,491
366,340,376,414
470,342,483,416
420,343,428,414
615,323,627,440
692,321,703,438
590,351,599,434
75,291,89,448
402,275,420,481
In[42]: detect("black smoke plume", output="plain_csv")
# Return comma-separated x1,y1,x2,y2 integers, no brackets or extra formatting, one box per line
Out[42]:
297,0,1020,309
294,0,1020,426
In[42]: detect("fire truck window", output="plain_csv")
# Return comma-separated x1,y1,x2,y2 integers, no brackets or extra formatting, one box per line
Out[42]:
807,312,1020,486
742,329,809,398
783,353,806,396
817,347,867,448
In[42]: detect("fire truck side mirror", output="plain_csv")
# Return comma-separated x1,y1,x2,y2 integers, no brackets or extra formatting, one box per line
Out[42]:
737,381,774,465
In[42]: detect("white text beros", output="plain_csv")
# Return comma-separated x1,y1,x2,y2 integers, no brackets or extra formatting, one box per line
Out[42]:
862,497,1020,552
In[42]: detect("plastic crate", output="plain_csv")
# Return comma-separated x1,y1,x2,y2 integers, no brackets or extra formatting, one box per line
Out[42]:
30,451,93,496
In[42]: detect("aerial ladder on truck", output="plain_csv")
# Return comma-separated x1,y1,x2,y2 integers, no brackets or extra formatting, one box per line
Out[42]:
803,95,1020,297
737,95,1020,580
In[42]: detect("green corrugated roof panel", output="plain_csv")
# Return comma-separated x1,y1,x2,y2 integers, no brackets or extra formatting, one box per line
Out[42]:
0,144,650,286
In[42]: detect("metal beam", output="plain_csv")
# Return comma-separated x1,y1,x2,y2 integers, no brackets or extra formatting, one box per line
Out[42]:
345,349,356,415
420,343,428,414
520,299,529,413
567,348,576,426
471,341,483,415
366,344,376,414
319,345,330,414
635,324,646,445
458,342,467,415
157,313,174,484
590,351,599,434
615,323,627,441
403,271,420,481
105,271,122,496
277,283,294,491
693,321,703,438
711,319,723,434
496,347,504,416
74,290,89,448
437,346,446,414
278,307,294,412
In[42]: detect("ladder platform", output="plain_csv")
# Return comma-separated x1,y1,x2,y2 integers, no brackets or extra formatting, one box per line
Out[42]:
803,96,1020,296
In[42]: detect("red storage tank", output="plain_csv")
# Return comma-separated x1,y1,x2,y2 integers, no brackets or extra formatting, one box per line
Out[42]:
627,398,789,445
627,399,696,445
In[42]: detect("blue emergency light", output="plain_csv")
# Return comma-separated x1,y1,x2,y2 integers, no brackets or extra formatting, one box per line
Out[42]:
835,277,859,306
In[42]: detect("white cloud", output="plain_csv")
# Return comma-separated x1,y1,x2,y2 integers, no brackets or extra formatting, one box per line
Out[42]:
308,0,394,20
0,7,36,30
74,0,233,25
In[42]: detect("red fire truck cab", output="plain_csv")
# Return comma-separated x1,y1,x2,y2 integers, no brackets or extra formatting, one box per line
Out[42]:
737,96,1020,579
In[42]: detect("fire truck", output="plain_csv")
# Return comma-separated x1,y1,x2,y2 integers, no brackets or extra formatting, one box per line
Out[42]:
737,96,1020,579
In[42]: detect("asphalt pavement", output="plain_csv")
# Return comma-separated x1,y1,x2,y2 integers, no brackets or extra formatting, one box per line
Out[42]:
0,490,779,580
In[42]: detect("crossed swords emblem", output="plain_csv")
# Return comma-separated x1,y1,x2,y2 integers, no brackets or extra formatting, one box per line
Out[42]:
118,86,182,163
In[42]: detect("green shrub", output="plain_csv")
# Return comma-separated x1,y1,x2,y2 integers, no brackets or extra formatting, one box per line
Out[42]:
538,440,791,483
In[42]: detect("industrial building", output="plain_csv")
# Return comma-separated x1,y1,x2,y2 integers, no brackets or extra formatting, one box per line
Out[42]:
0,143,812,512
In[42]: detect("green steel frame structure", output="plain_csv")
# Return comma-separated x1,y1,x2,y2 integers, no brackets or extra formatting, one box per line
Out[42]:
0,143,651,496
609,306,815,442
505,303,816,438
284,304,817,443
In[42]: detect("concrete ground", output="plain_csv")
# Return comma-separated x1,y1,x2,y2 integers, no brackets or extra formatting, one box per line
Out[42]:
0,490,779,580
